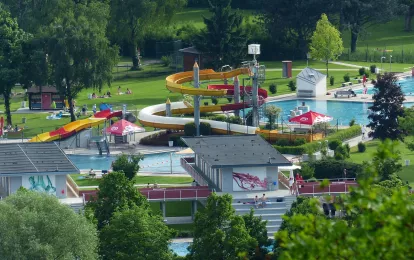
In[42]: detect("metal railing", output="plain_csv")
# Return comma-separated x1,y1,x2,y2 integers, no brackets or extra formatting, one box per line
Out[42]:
298,182,359,196
180,157,209,187
140,187,211,201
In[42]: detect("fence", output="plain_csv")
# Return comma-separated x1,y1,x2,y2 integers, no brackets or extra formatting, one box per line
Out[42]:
341,45,414,66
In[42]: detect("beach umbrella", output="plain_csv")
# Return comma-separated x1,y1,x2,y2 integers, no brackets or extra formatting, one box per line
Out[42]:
288,110,333,125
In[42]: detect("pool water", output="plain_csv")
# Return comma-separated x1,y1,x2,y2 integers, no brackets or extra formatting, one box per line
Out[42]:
67,153,186,173
354,77,414,95
169,242,274,256
265,99,414,126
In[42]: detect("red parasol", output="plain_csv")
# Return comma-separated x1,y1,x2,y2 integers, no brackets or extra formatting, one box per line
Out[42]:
289,110,333,125
105,119,145,136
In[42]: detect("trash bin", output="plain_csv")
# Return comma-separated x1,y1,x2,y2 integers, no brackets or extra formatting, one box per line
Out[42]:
405,160,410,166
21,101,26,108
168,141,174,147
22,117,26,124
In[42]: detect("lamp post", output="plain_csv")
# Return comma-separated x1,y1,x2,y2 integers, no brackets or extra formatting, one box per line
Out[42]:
306,53,311,67
381,56,386,72
389,55,393,72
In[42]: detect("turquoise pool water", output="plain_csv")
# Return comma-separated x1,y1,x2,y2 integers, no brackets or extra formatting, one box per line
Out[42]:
265,99,414,126
354,77,414,95
169,242,274,256
67,153,186,173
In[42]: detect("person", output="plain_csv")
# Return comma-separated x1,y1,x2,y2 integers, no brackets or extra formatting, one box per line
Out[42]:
92,104,97,114
92,93,96,99
89,169,96,178
343,168,347,180
118,86,121,95
126,88,132,94
81,105,87,115
261,194,267,208
362,74,367,86
106,91,111,97
14,124,18,132
153,182,159,188
348,88,356,97
147,183,150,188
361,125,366,140
192,180,197,186
363,86,368,95
289,175,294,195
254,195,259,209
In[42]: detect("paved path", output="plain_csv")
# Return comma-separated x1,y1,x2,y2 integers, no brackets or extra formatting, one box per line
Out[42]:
329,61,368,69
165,216,193,225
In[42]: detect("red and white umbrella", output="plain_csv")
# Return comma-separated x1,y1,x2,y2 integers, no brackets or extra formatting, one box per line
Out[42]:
105,119,145,136
289,110,333,125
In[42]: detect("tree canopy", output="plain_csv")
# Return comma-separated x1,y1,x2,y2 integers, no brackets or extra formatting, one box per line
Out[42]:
0,190,98,259
112,153,143,180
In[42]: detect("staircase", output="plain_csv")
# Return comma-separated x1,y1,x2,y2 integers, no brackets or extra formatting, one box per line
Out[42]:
69,202,84,214
96,139,110,155
233,196,295,237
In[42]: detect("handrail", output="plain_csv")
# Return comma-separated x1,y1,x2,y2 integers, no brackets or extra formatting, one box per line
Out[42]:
298,182,359,196
142,188,211,201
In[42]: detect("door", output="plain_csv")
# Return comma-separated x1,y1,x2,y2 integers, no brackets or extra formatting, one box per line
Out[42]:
42,93,52,110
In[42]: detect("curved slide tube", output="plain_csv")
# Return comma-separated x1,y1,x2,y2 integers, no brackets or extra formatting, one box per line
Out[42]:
29,110,122,142
139,68,266,134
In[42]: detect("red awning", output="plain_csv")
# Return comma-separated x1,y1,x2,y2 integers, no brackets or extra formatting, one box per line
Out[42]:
288,111,333,125
105,119,145,136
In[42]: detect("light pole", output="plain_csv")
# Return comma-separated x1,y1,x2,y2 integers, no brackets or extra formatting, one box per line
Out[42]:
389,55,393,72
306,53,311,67
381,56,386,72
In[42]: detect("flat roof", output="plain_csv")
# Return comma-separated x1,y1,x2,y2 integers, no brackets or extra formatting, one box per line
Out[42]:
181,135,292,168
0,143,79,176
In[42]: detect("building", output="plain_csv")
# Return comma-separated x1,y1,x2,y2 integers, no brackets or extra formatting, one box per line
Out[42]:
178,46,205,71
27,86,65,110
296,67,327,97
180,135,292,193
0,142,79,198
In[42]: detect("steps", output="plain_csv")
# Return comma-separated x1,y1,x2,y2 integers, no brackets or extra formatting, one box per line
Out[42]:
96,140,110,155
232,196,294,237
68,202,84,214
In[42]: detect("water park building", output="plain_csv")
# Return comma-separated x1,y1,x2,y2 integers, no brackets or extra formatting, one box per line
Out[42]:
296,67,327,97
27,86,65,110
180,135,292,192
0,142,79,198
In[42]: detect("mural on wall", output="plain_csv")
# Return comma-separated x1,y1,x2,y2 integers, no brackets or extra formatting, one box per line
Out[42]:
22,175,56,196
232,172,267,191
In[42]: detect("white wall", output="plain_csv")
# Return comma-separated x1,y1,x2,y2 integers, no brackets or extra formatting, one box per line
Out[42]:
232,167,267,191
297,77,327,97
315,76,327,96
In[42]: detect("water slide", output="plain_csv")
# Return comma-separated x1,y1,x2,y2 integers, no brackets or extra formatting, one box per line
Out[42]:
138,68,267,134
29,109,122,142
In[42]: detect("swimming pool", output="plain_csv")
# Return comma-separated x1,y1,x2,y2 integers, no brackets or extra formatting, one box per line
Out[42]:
169,241,274,256
354,76,414,95
67,153,186,173
265,99,414,126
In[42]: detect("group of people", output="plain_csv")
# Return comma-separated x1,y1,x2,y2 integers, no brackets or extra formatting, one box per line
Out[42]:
117,86,132,95
253,194,267,209
90,91,112,99
146,183,159,188
3,124,20,132
289,173,304,195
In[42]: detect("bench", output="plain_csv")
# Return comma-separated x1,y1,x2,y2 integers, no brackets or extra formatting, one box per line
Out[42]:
334,90,356,98
297,90,314,97
293,128,309,134
342,82,353,87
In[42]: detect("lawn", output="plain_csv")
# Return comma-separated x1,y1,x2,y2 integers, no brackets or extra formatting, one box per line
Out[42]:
348,138,414,186
333,61,414,73
149,201,205,217
70,174,193,187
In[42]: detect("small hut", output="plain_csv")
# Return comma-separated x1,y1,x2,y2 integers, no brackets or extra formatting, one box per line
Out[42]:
178,46,205,71
27,86,64,110
296,68,327,97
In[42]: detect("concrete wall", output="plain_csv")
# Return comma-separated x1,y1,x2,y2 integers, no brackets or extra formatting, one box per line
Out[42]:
266,166,279,190
222,168,233,192
9,176,22,194
297,77,327,97
315,77,327,96
55,175,67,198
57,129,92,149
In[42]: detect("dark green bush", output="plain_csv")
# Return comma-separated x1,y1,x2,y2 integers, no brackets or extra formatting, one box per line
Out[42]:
358,142,366,152
274,145,306,155
343,73,350,82
370,64,376,74
200,122,211,135
364,71,370,78
211,97,218,105
184,122,196,136
210,114,227,122
335,145,349,160
344,143,350,155
328,139,342,151
275,138,290,146
294,138,307,146
227,97,233,103
329,76,335,86
204,101,209,106
306,159,363,179
269,83,277,94
288,80,296,91
227,116,242,125
349,118,355,127
358,67,366,76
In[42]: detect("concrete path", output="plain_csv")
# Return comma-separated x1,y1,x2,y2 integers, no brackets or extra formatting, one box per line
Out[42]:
165,216,193,225
329,61,368,69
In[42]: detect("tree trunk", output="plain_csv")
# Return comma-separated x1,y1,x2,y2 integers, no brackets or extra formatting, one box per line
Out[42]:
3,87,12,126
350,30,358,53
326,60,329,77
130,41,140,71
405,14,413,32
65,80,76,122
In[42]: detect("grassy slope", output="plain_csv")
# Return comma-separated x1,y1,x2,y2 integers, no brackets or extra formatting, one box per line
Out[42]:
347,138,414,186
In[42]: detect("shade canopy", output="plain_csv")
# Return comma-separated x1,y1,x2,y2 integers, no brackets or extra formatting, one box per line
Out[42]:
105,119,145,136
288,110,333,125
175,148,194,155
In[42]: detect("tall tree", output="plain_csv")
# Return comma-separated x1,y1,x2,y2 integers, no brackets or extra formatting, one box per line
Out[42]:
0,190,98,259
259,0,335,59
194,0,249,69
86,171,149,230
341,0,398,52
367,73,405,141
242,209,271,257
0,4,29,126
369,139,402,181
309,14,343,77
401,0,414,31
108,0,185,70
46,1,118,121
264,105,282,129
112,153,143,180
188,193,257,259
99,206,175,260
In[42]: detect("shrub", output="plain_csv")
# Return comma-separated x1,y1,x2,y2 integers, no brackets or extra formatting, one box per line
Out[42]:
349,118,355,126
328,139,342,151
307,159,363,179
300,163,315,179
200,122,211,135
184,122,196,136
328,125,361,141
343,73,350,82
269,83,277,94
275,138,291,147
358,67,366,76
335,145,349,160
344,143,350,155
364,71,370,78
358,141,366,152
370,64,377,74
293,138,307,146
227,116,242,125
274,145,306,155
161,55,172,67
329,76,335,86
210,114,227,122
288,81,296,91
204,101,209,106
227,97,233,103
211,97,218,105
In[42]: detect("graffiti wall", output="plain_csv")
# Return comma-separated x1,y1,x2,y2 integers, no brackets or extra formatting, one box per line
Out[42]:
22,175,57,196
232,167,267,191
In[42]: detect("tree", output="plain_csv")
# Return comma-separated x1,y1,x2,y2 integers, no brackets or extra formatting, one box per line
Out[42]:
112,153,143,180
341,0,398,52
0,5,29,126
99,206,175,260
401,0,414,31
368,139,402,181
0,190,98,259
275,178,414,259
194,0,249,69
309,14,343,77
46,1,118,121
86,171,148,229
259,0,335,58
367,73,405,141
242,208,271,257
264,105,282,130
108,0,185,70
188,193,257,259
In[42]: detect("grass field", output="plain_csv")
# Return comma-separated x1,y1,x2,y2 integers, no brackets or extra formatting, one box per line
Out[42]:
348,138,414,186
149,201,204,217
70,174,193,187
334,61,414,73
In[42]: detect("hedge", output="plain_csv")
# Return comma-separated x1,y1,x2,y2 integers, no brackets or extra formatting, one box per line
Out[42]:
304,159,363,179
273,125,362,155
184,122,212,136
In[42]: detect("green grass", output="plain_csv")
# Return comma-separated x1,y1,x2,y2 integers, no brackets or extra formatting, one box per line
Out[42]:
262,60,354,69
168,223,194,232
70,174,193,187
347,138,414,186
332,61,414,73
149,201,205,217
